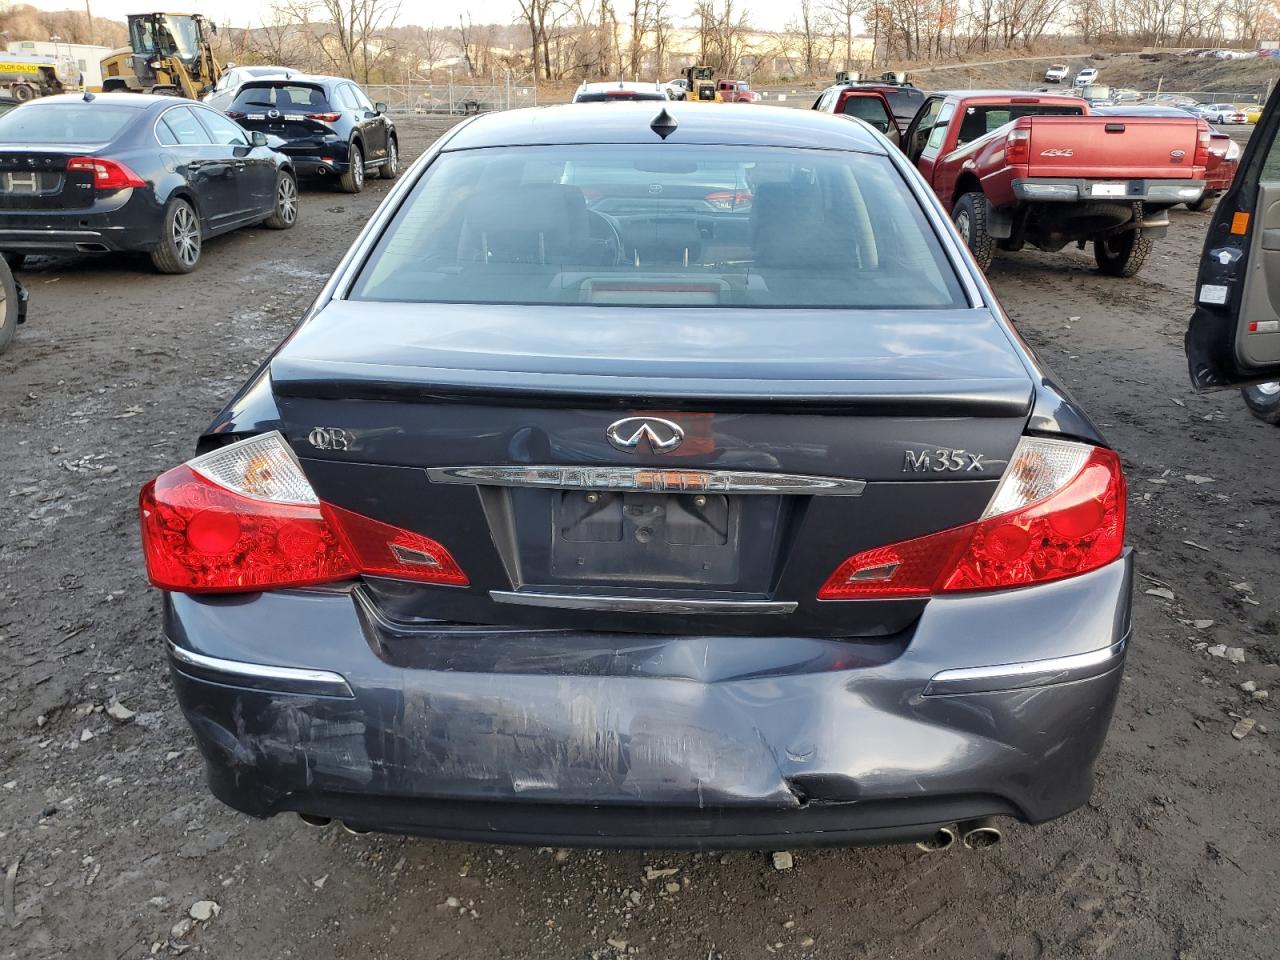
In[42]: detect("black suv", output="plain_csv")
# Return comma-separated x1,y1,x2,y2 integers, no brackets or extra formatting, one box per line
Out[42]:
227,76,397,193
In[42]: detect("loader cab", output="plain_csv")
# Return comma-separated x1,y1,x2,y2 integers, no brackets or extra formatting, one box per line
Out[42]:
683,65,718,102
104,13,220,98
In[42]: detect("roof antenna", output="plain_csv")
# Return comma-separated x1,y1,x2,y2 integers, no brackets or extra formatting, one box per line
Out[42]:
650,108,677,140
83,90,95,102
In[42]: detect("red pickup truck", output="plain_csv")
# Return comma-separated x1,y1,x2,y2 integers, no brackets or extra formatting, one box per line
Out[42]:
902,91,1210,276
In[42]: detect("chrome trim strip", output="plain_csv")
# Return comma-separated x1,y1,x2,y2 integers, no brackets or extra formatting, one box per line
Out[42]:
490,591,798,615
923,637,1128,697
167,641,354,697
427,465,866,496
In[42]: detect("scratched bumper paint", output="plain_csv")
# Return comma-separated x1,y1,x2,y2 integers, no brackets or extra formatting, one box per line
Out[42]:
163,554,1131,847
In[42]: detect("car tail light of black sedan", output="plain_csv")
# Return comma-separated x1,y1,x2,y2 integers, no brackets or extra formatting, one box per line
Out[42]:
0,93,298,273
141,103,1133,850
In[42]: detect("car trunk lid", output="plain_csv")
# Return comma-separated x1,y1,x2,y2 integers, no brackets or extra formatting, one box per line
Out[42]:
0,147,102,210
1024,115,1205,180
269,301,1034,636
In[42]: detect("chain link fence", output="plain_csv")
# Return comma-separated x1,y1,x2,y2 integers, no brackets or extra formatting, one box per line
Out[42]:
364,80,539,116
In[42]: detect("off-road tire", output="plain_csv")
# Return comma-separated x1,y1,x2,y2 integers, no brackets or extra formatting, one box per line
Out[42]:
0,258,18,355
952,192,996,271
1242,382,1280,424
1094,230,1152,278
378,136,399,180
339,142,364,194
150,197,201,274
2,252,26,271
263,171,299,230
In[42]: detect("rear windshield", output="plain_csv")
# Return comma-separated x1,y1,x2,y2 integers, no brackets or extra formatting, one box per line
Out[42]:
0,103,138,143
955,104,1084,146
841,95,893,131
351,144,966,309
883,87,925,116
230,83,331,113
575,91,666,103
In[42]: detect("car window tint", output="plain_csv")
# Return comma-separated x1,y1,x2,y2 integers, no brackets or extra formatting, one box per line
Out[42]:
334,85,356,109
0,103,139,144
955,104,1084,146
195,109,248,146
156,117,180,145
161,106,210,144
349,84,374,111
351,144,966,310
883,87,925,116
841,96,891,131
230,83,331,112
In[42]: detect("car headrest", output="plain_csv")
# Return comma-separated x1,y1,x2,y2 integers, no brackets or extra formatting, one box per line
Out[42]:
461,183,591,264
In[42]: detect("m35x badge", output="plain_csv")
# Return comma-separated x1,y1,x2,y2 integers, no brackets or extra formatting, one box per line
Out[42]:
903,448,985,472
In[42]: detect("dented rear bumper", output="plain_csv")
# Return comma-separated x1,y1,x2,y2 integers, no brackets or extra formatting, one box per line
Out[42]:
163,554,1132,848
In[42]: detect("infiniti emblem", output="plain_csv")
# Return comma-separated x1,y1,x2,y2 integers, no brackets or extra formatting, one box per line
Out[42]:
606,416,684,453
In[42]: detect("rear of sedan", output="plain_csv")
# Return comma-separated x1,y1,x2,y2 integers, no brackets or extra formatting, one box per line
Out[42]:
0,97,165,258
142,104,1132,850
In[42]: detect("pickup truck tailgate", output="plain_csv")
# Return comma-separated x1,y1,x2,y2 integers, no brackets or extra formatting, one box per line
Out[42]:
1025,116,1204,179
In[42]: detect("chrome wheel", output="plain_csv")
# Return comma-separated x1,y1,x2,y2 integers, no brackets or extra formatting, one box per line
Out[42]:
954,209,970,240
386,139,397,175
351,146,364,188
172,204,200,267
277,176,298,225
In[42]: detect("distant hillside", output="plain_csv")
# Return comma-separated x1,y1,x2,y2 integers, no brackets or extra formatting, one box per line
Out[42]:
0,3,127,48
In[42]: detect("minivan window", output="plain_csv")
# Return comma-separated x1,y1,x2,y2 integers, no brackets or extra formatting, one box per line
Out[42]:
0,103,138,144
352,145,965,309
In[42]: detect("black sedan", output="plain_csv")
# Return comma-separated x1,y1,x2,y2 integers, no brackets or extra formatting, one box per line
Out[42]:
226,76,397,193
0,93,298,274
140,104,1131,851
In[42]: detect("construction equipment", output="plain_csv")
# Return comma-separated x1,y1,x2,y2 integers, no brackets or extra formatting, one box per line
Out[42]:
682,65,720,102
0,51,79,101
100,13,222,99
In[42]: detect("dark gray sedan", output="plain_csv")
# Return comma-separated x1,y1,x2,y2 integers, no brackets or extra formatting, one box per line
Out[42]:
140,104,1132,850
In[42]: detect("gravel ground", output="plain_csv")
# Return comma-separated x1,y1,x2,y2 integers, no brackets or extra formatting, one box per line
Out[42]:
1,115,1277,960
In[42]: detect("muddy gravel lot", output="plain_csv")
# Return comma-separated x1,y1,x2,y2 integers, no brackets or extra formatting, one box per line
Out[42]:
1,116,1278,960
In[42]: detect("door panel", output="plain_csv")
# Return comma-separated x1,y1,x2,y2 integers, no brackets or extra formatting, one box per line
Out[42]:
1185,81,1280,388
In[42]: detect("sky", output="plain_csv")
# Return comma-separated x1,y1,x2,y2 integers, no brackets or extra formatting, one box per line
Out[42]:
25,0,799,33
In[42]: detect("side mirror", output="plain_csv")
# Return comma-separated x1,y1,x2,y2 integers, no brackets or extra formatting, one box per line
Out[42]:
375,101,388,114
250,130,268,148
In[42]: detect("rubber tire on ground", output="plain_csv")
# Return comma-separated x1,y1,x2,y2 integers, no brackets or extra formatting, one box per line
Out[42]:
150,197,201,274
1094,230,1152,278
952,192,996,271
378,136,399,180
263,171,299,230
339,142,364,194
1185,194,1217,212
0,258,18,355
11,84,34,102
2,251,26,271
1241,382,1280,424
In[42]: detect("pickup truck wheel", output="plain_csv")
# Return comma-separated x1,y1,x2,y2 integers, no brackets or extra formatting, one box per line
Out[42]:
1094,230,1151,278
1242,382,1280,424
952,193,995,271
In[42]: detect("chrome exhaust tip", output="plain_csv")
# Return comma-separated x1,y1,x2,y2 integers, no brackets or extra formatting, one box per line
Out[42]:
959,817,1002,849
297,813,331,828
340,821,370,836
916,823,958,852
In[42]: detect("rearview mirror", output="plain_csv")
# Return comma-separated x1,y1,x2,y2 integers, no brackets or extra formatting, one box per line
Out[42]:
250,130,268,148
375,101,388,114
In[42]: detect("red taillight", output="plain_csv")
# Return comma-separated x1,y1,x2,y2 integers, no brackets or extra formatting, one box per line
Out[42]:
306,112,341,123
1194,126,1212,168
139,433,469,594
818,443,1125,600
704,189,752,210
67,156,147,190
1005,127,1030,164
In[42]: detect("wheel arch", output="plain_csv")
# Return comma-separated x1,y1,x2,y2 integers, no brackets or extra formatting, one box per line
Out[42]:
953,172,983,208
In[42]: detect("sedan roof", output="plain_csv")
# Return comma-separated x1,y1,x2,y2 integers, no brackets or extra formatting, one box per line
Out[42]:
443,102,889,152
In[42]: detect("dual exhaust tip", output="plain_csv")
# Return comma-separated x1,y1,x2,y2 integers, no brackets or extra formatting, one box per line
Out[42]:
298,813,368,836
917,817,1002,852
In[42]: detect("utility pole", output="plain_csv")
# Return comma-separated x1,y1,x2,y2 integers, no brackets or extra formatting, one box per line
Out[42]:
84,0,95,46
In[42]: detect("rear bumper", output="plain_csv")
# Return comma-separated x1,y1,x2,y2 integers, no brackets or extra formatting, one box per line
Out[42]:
164,553,1133,848
277,143,351,178
1011,178,1205,204
0,194,158,254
